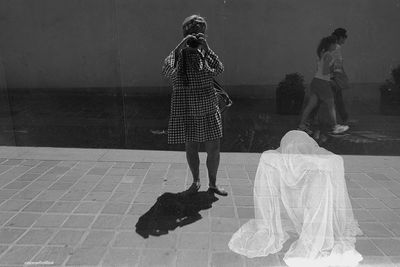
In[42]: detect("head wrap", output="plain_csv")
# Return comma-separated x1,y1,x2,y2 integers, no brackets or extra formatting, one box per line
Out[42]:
182,15,207,37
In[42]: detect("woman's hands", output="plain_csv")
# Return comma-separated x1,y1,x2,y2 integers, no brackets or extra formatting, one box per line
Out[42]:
175,33,209,52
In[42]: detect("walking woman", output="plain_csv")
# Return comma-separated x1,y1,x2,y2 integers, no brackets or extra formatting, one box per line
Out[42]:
298,36,349,135
162,15,228,196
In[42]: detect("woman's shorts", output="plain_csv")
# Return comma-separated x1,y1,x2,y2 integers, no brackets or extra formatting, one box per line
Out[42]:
310,78,334,106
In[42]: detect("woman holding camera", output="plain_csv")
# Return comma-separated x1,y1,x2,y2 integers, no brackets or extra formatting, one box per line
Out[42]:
162,15,227,196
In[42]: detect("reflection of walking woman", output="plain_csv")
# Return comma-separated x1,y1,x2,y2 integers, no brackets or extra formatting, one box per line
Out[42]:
298,36,349,135
162,15,228,196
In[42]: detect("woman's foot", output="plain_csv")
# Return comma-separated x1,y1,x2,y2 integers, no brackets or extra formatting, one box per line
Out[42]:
330,124,349,134
298,124,313,135
183,181,201,195
208,185,228,196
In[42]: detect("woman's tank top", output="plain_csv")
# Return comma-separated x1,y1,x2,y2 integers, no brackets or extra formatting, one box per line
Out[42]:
314,52,334,81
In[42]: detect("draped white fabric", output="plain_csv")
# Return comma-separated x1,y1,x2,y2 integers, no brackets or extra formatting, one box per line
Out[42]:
228,130,363,267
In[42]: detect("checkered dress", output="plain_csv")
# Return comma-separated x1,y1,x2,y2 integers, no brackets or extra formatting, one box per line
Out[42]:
162,48,224,144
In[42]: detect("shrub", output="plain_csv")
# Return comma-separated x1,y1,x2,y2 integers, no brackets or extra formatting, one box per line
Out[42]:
276,73,305,115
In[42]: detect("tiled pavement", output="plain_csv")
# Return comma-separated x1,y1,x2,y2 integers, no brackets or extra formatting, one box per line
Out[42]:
0,147,400,266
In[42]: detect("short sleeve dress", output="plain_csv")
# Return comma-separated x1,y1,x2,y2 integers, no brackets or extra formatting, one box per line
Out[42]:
162,47,224,144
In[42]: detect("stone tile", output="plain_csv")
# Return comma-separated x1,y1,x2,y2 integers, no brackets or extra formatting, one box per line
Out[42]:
139,249,178,267
32,246,73,266
0,189,18,199
33,214,68,228
24,181,53,191
0,245,41,265
102,247,140,267
177,233,209,250
365,188,397,198
114,183,140,193
118,215,139,229
62,215,95,229
211,251,246,267
0,212,16,226
245,254,284,267
211,218,240,233
354,209,376,222
91,183,118,192
81,230,115,248
5,212,41,227
355,239,384,257
16,172,41,182
133,192,159,204
59,190,89,201
65,246,107,266
210,233,233,251
22,201,55,212
384,222,400,237
371,239,400,256
47,201,80,213
0,199,30,211
237,207,255,219
91,215,123,229
35,190,66,201
73,201,104,214
233,196,254,207
368,208,400,222
48,182,74,191
108,191,136,203
83,191,112,201
210,206,236,218
180,217,210,232
0,245,8,255
16,228,55,244
3,181,31,190
176,250,208,267
145,234,178,249
48,229,85,246
354,198,387,209
100,202,130,215
213,196,235,207
0,228,27,244
10,189,41,200
139,183,163,193
231,186,253,196
389,256,400,266
380,197,400,209
132,162,152,169
1,159,24,165
348,188,374,198
127,203,152,215
112,231,146,248
359,222,394,238
359,256,394,267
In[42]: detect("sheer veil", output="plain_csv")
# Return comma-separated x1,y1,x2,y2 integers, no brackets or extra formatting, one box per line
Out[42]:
228,130,363,267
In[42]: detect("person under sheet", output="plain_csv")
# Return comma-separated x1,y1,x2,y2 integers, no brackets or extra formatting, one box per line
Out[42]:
228,130,363,267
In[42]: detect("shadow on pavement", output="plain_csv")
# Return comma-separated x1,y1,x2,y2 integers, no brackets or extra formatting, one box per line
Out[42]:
135,191,218,238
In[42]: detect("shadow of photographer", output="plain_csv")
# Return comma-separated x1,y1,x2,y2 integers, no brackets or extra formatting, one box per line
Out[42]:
135,190,219,238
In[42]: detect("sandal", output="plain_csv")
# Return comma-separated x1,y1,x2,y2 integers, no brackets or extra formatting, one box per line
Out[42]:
184,182,201,195
208,185,228,196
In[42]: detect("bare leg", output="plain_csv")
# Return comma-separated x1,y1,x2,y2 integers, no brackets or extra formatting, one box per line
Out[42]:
205,138,227,196
185,141,200,184
299,94,319,126
204,139,220,187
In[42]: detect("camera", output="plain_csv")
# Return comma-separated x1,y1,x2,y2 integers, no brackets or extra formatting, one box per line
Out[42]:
187,35,202,48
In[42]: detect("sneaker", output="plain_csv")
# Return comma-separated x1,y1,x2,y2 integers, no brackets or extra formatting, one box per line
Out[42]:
330,124,349,134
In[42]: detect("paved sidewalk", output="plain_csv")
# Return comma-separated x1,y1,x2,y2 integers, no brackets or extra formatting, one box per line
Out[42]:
0,147,400,267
